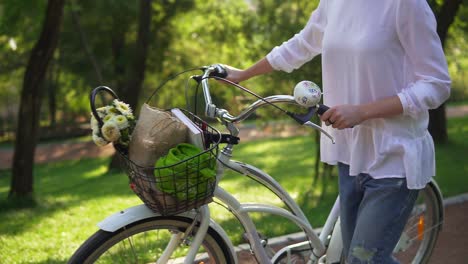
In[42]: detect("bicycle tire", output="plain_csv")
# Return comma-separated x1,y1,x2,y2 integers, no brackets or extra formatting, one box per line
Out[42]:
270,183,443,264
68,216,235,264
393,182,442,264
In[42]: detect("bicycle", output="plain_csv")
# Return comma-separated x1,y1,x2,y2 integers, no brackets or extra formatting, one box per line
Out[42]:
69,64,444,263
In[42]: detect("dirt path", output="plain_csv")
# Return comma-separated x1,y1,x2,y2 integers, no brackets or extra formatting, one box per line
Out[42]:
0,141,115,170
0,119,313,170
446,104,468,118
1,105,466,170
0,124,308,169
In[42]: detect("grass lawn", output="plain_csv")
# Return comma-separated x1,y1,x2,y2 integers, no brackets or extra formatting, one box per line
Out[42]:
0,116,467,263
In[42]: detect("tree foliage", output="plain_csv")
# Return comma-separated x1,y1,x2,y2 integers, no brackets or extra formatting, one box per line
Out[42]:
0,0,466,197
1,0,465,130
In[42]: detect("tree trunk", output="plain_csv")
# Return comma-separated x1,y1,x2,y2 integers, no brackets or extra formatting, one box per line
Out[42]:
47,59,59,128
9,0,65,199
109,0,153,170
436,0,462,48
428,0,463,143
121,0,152,109
70,0,104,84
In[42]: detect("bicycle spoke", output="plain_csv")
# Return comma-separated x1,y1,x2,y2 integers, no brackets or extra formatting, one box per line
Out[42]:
126,232,139,261
404,216,427,234
406,221,444,243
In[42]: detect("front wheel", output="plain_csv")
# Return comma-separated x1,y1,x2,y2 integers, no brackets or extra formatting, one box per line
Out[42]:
68,216,235,264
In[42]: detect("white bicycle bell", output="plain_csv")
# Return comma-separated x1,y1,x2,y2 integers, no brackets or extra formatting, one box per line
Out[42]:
293,80,322,107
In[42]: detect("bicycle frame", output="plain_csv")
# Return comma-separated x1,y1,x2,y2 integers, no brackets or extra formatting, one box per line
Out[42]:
208,145,342,263
96,144,342,264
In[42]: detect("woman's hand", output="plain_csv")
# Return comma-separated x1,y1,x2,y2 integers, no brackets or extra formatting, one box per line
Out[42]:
320,104,367,129
223,65,248,83
222,58,274,84
319,96,404,129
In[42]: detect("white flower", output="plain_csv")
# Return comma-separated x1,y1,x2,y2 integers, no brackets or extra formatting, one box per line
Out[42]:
91,124,100,135
113,99,132,116
90,115,99,128
112,115,129,130
103,114,115,123
90,115,102,136
101,121,121,142
108,106,120,115
90,99,135,148
97,106,109,112
92,134,109,147
96,106,110,118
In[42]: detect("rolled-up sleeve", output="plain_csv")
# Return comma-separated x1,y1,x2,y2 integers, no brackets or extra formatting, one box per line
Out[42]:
396,0,451,118
266,1,327,73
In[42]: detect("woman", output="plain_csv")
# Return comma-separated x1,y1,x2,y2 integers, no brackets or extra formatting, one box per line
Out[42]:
223,0,451,263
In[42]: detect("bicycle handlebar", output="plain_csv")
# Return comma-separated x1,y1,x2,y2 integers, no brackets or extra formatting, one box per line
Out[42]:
316,104,330,116
196,65,335,143
87,65,335,143
198,65,299,121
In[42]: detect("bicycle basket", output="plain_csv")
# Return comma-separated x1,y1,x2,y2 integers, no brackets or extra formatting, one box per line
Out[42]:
116,109,221,216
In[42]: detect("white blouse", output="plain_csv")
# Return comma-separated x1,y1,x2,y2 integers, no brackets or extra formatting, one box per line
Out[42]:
266,0,451,189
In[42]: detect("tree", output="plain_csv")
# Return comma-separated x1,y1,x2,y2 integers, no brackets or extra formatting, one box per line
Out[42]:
119,0,152,110
9,0,65,199
108,0,153,169
70,0,104,84
428,0,464,143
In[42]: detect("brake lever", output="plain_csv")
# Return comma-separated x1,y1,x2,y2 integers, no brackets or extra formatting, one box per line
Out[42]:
211,64,228,78
303,121,336,144
191,64,227,83
289,107,316,124
288,106,335,144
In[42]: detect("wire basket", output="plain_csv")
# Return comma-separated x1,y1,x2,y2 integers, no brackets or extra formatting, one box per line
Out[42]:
116,110,221,216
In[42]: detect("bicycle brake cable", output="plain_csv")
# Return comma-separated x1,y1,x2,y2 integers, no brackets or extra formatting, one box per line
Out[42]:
204,76,292,114
203,76,314,123
146,67,203,104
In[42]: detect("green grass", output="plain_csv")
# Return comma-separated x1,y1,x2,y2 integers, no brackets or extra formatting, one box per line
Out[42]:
0,116,467,263
433,116,468,197
0,158,141,264
447,100,468,107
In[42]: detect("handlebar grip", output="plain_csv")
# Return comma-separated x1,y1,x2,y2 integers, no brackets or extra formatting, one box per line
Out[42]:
316,104,330,115
210,64,228,78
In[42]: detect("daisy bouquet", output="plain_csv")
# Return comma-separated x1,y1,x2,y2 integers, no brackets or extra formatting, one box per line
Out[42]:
90,99,136,147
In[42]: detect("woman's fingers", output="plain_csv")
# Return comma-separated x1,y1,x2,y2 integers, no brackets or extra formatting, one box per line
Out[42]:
321,105,364,129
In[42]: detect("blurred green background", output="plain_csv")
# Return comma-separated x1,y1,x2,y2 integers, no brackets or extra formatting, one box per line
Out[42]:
0,0,467,263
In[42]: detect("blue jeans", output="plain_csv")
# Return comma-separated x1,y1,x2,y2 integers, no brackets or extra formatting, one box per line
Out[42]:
338,163,419,264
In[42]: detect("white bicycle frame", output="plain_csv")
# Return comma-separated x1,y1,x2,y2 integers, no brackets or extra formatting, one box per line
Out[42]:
97,151,444,264
98,145,344,264
211,150,344,264
98,65,344,263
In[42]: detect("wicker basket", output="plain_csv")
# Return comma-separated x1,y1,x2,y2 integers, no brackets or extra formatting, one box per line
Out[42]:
116,110,221,215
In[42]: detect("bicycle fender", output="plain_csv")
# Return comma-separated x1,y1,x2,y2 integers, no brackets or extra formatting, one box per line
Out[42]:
97,204,238,263
97,204,157,231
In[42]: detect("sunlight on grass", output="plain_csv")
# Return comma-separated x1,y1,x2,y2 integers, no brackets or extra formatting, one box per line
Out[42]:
81,164,109,179
0,117,467,263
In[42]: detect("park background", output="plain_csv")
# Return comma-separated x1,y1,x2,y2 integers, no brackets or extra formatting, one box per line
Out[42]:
0,0,467,263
